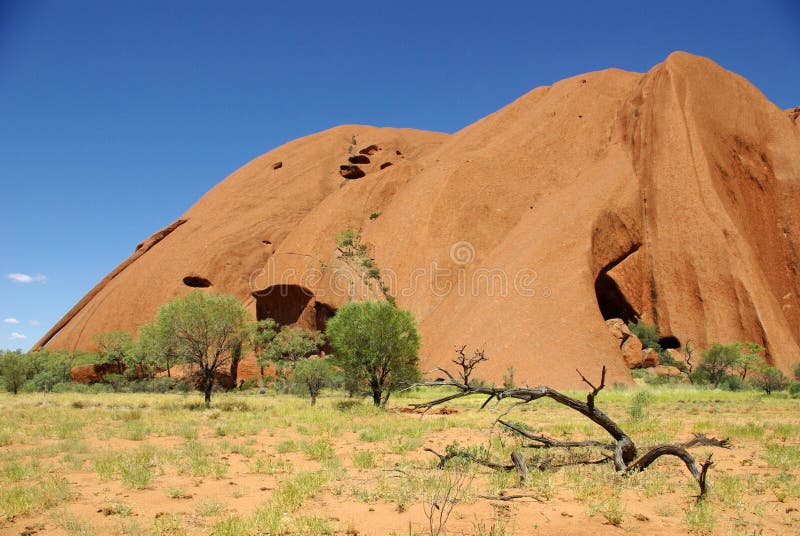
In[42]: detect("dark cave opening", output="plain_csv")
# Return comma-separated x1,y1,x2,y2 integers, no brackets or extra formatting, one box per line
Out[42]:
658,336,681,349
594,271,637,324
253,284,334,333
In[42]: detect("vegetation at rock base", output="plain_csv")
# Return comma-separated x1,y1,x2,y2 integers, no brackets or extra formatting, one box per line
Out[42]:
326,300,421,408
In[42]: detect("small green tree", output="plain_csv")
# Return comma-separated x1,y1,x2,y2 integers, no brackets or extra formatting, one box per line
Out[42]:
26,349,72,391
0,350,28,394
752,364,788,395
293,357,337,405
260,326,324,364
792,361,800,382
326,300,421,408
93,331,134,374
734,342,764,381
154,291,249,407
245,318,279,380
698,342,740,388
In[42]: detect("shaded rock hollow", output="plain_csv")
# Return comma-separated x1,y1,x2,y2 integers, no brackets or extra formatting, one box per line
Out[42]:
36,52,800,388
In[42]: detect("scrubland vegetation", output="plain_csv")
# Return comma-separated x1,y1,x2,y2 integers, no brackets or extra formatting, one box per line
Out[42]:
1,292,798,534
0,382,798,535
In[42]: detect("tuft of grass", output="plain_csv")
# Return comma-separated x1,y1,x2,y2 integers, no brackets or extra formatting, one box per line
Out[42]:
0,478,73,520
195,499,227,517
685,501,716,534
351,450,378,469
762,443,800,471
152,513,187,536
252,471,330,534
276,440,298,454
210,514,252,536
301,437,335,461
294,516,333,535
59,512,94,535
252,455,293,475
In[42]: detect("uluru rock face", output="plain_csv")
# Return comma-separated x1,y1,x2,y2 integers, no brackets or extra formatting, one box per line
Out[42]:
36,52,800,387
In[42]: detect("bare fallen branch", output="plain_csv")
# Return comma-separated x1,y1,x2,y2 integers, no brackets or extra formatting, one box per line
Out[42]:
499,420,614,450
412,347,722,498
680,433,731,449
478,494,544,502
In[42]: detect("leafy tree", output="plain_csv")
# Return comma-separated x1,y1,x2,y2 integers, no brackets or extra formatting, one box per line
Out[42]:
0,350,28,394
326,300,421,408
137,319,184,378
260,326,324,364
793,361,800,382
155,291,249,407
734,342,764,381
293,357,337,405
245,318,279,380
93,331,134,374
26,349,73,391
752,364,788,395
698,342,740,388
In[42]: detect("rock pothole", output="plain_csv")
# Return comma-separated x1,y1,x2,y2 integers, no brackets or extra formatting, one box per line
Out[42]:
183,276,212,288
340,165,366,180
359,144,380,155
348,155,371,165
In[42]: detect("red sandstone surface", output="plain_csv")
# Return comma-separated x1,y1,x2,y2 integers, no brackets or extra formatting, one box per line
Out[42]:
38,53,800,387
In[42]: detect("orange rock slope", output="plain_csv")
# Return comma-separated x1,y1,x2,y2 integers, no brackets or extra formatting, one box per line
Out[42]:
36,52,800,387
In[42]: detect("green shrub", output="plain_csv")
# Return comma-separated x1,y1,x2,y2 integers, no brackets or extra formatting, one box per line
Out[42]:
628,391,654,421
751,365,788,395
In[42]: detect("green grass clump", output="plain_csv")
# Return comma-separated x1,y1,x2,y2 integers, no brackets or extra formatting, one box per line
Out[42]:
351,450,378,469
0,478,72,520
301,437,335,461
252,471,330,534
252,455,293,475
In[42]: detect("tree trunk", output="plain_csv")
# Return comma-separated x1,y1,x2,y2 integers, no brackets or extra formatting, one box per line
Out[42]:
204,374,214,408
370,377,382,407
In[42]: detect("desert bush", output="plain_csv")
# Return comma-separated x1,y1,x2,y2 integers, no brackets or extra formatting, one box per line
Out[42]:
697,342,740,388
292,357,337,405
326,300,421,407
628,390,654,421
0,350,28,394
751,364,788,395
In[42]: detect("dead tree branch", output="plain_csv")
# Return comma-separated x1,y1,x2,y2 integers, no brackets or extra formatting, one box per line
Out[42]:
413,348,727,498
680,433,730,449
498,420,614,450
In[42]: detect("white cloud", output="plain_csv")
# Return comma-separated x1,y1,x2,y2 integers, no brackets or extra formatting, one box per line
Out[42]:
9,332,26,340
7,273,47,284
3,318,20,324
29,320,40,326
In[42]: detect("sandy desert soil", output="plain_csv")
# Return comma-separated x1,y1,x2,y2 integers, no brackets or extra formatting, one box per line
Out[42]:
0,385,798,535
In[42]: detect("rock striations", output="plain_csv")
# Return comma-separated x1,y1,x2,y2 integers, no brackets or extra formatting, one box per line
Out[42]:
36,53,800,388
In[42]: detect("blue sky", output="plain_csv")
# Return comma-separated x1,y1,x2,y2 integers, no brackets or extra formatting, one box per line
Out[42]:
1,0,798,350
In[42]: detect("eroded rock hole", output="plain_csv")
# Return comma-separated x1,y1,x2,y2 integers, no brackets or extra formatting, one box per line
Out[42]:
340,165,366,180
348,155,370,165
380,162,393,170
359,144,380,155
272,161,283,170
658,336,681,349
183,276,212,288
594,271,637,324
253,284,334,333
